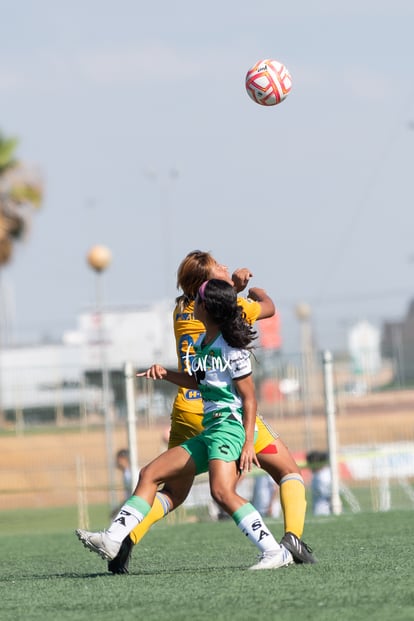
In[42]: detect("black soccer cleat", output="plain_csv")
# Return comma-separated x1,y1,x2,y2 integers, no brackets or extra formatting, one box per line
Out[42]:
280,532,317,564
107,535,134,574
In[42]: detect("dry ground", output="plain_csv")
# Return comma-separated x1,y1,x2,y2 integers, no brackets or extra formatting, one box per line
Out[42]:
1,390,413,510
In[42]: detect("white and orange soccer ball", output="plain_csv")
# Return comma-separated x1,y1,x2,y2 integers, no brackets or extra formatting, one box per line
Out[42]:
245,59,292,106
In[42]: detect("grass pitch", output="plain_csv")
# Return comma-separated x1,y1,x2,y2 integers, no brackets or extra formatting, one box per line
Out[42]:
0,507,413,621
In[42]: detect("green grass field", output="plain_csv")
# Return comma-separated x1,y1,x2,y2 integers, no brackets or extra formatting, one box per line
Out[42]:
1,507,413,621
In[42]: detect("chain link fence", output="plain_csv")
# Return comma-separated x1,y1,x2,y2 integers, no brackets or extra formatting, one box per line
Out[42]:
1,350,413,516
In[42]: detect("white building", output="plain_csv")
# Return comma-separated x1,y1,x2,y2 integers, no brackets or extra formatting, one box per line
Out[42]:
348,320,381,375
66,301,177,370
0,302,177,414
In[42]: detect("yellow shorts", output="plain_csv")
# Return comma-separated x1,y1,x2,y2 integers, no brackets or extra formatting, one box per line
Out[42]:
168,407,278,453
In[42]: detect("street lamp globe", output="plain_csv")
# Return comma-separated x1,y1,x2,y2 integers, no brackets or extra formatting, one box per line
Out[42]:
87,245,112,273
295,302,312,322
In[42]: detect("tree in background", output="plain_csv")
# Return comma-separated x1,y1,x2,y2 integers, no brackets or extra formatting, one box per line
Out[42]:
0,130,44,426
0,130,43,266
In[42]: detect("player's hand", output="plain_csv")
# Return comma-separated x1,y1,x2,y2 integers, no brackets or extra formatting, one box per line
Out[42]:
239,440,260,473
232,268,253,293
136,364,167,380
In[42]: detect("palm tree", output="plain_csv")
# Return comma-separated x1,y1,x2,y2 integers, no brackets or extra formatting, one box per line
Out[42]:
0,130,44,426
0,130,43,265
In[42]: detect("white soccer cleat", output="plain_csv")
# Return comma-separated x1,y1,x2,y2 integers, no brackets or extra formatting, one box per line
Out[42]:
76,529,120,561
249,545,294,570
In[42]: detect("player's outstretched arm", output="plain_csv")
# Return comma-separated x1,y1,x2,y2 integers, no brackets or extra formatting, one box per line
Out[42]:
137,365,198,390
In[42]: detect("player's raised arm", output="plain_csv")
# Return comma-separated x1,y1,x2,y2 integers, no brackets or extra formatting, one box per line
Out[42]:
232,268,253,293
247,287,275,320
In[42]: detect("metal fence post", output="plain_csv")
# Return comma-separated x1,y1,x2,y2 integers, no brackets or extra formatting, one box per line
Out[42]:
322,350,342,515
124,361,139,490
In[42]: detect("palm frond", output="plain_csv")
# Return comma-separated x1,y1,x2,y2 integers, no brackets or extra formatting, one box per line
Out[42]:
0,133,19,172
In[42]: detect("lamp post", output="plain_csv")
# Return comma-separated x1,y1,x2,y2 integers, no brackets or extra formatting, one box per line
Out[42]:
295,302,314,451
87,244,117,509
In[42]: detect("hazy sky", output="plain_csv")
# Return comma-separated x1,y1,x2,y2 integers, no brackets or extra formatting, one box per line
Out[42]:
1,0,414,353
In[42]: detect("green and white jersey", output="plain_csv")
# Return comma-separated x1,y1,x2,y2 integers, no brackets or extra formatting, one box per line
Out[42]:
188,333,252,429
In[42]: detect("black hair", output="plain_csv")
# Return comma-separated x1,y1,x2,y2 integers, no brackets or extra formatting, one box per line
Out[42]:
116,449,129,460
306,450,329,468
201,279,256,349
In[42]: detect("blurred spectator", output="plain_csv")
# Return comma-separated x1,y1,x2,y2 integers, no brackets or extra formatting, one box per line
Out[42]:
306,450,333,516
252,472,281,518
116,448,132,499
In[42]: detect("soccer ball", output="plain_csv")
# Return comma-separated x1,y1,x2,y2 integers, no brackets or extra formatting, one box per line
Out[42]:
245,59,292,106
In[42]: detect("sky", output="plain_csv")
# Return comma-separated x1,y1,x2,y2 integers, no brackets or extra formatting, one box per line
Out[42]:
1,0,414,354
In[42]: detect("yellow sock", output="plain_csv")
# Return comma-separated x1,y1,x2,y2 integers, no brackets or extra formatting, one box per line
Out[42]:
129,492,171,545
279,474,307,538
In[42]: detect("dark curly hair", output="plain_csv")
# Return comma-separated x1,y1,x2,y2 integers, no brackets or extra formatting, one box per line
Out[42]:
199,279,256,349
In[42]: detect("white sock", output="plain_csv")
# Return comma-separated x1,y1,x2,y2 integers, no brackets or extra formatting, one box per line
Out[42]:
234,505,280,554
106,504,145,544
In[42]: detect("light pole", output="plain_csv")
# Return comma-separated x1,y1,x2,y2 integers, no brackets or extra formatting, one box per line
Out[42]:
295,302,314,451
86,244,117,509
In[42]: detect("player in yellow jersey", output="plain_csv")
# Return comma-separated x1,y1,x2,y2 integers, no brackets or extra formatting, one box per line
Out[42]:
108,250,315,572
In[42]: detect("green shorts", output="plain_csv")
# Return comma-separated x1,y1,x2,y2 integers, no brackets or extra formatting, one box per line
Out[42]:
181,418,247,475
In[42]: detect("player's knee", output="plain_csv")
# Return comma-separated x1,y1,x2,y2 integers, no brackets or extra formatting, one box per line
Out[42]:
210,483,230,507
138,463,158,486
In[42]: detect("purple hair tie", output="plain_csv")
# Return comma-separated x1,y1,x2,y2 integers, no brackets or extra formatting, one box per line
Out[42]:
198,280,209,301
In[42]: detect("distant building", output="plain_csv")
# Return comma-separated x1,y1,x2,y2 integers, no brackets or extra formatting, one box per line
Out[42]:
348,321,381,375
0,302,176,421
381,300,414,384
66,301,176,370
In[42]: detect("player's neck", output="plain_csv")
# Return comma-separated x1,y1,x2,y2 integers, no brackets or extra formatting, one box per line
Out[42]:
203,321,220,346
